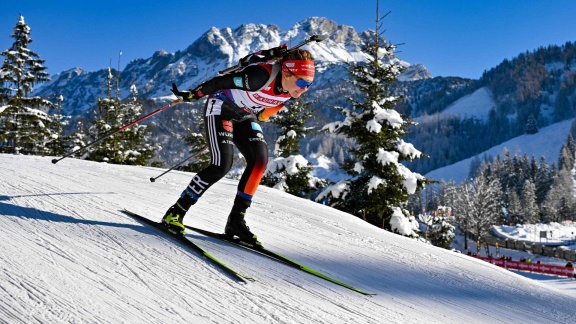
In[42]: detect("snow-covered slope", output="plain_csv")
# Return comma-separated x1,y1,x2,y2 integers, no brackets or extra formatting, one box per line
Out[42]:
415,86,495,123
440,87,495,121
1,154,575,323
426,119,574,183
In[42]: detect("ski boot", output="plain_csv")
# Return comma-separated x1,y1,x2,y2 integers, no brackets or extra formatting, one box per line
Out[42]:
162,205,186,236
225,208,261,247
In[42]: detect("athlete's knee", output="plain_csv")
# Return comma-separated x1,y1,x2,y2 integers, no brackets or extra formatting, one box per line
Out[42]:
207,163,231,179
253,149,268,174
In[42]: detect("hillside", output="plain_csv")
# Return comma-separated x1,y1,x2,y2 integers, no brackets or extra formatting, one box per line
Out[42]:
426,118,574,183
1,154,575,323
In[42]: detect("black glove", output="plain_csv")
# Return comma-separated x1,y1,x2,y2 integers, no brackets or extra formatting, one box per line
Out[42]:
171,83,198,102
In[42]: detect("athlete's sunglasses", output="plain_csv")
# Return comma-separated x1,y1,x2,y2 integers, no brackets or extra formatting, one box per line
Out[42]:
286,67,313,89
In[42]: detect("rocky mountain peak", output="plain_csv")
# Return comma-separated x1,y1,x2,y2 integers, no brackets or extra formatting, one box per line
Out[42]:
34,17,431,115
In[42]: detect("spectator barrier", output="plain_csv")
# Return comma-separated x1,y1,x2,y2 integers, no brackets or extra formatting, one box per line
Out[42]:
475,256,574,278
467,231,576,262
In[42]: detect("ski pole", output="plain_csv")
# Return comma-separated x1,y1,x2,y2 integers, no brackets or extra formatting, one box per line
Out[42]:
51,99,183,164
150,145,209,182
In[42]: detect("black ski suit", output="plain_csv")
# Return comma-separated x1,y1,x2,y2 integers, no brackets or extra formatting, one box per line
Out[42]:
181,62,291,210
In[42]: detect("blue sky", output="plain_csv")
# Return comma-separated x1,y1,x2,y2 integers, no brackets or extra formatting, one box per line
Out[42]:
2,0,576,79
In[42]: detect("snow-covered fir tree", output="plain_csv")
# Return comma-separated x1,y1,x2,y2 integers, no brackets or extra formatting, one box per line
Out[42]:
86,69,158,165
534,156,552,207
317,29,425,231
261,97,328,198
429,215,455,249
507,190,522,217
0,15,53,155
418,210,455,249
540,134,575,222
558,135,575,172
541,170,574,222
87,68,122,162
45,94,68,156
520,179,539,223
69,120,88,158
116,85,159,165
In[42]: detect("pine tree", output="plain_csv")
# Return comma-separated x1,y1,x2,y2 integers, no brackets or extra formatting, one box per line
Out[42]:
566,133,576,159
45,94,68,156
521,179,540,223
261,97,328,198
86,69,157,165
0,15,53,154
539,134,576,222
542,169,574,222
116,85,159,165
525,114,539,134
429,215,456,249
507,191,522,217
69,120,87,158
468,155,483,179
317,17,425,230
558,135,575,172
534,156,551,206
87,68,121,162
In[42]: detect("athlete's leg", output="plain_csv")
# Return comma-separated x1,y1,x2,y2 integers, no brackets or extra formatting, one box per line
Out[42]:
224,118,268,242
162,99,234,233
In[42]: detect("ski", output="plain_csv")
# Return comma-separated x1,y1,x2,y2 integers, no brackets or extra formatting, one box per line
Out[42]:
120,209,253,283
184,225,374,296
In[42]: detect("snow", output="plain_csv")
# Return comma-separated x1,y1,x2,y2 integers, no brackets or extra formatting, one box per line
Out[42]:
389,207,419,237
367,176,385,194
372,102,403,130
415,87,495,126
440,87,495,122
375,148,424,194
492,223,576,246
2,154,576,323
397,139,422,159
451,233,576,296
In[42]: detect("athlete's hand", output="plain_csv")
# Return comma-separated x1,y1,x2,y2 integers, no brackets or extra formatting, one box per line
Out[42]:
171,83,198,102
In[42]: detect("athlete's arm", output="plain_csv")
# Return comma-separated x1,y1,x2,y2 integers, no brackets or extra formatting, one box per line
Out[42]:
192,65,270,97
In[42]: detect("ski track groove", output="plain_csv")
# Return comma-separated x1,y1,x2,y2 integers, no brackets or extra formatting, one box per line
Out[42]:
188,234,386,324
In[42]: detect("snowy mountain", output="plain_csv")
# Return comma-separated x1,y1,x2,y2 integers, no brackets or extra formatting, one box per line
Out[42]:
33,17,431,116
1,153,576,323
